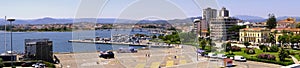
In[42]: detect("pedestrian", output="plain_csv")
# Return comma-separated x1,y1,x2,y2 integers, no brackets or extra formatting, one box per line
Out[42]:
145,54,148,57
148,54,151,57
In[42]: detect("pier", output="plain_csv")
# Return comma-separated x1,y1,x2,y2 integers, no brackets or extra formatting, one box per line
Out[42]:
68,40,176,48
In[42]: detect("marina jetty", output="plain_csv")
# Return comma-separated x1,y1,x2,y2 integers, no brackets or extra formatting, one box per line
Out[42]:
68,40,148,46
68,34,178,48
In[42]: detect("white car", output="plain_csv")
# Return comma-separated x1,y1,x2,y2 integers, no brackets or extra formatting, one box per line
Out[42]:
217,54,227,59
233,56,247,62
208,53,217,58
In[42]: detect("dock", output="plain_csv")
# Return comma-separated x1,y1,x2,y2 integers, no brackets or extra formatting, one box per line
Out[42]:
68,40,176,48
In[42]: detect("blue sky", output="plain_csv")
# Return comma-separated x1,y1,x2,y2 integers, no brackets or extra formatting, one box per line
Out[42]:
0,0,299,19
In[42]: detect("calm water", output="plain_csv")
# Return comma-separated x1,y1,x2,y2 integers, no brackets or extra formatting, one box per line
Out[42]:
0,29,152,53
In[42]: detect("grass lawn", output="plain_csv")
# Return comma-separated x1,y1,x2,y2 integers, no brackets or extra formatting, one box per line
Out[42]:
225,48,295,66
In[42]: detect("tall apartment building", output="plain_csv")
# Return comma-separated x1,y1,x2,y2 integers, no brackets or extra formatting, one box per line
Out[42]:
25,39,53,62
193,19,201,33
202,7,217,30
219,7,229,17
210,17,238,41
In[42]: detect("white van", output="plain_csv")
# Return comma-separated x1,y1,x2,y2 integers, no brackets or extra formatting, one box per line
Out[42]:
233,56,246,62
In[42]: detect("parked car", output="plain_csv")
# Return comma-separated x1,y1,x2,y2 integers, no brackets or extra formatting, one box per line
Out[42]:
21,62,35,67
217,54,227,59
232,56,246,62
208,53,217,58
99,51,115,59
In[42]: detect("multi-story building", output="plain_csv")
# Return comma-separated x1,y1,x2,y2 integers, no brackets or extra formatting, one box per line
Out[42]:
193,19,201,33
219,7,229,17
239,28,270,44
25,39,53,62
210,17,239,41
271,28,300,42
202,7,217,30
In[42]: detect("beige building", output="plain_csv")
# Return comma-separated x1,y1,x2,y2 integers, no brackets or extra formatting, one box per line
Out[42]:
271,28,300,42
276,18,296,28
239,28,270,44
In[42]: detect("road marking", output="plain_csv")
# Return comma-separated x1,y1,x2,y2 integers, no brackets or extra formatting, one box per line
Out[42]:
166,61,174,67
180,60,187,64
151,62,161,68
135,63,145,68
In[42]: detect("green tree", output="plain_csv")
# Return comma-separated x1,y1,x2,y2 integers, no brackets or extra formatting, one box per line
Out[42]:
243,42,251,48
199,40,207,50
266,14,277,29
162,32,181,44
278,34,290,47
225,42,233,54
228,25,246,41
269,45,279,52
278,48,290,61
290,35,300,48
158,34,164,39
259,45,268,52
152,35,157,39
267,33,276,44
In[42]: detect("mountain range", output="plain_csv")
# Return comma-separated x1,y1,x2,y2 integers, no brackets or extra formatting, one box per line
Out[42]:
0,15,299,25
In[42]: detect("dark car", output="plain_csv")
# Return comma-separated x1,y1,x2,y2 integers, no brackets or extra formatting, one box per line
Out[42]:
99,51,115,59
21,62,35,67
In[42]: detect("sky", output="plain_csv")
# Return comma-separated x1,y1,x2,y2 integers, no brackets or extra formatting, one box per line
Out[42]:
0,0,299,20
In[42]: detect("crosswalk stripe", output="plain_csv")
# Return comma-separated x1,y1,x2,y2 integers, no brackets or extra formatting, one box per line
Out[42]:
135,63,145,68
166,61,174,67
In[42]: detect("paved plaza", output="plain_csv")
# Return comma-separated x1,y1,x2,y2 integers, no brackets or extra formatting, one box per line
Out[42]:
55,45,282,68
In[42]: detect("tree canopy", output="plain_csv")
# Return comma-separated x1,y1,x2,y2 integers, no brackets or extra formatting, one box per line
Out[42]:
266,14,277,29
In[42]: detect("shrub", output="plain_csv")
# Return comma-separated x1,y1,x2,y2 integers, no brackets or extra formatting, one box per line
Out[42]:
43,61,55,68
269,45,279,52
245,56,294,66
259,45,268,52
244,48,256,54
231,46,241,52
257,53,276,60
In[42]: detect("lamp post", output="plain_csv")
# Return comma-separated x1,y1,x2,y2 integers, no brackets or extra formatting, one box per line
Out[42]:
7,18,15,67
4,16,7,51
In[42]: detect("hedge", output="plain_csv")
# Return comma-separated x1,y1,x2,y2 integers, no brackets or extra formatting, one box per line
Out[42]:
244,56,294,66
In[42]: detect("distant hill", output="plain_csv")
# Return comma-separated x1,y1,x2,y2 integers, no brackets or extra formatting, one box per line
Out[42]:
0,17,137,25
233,15,266,22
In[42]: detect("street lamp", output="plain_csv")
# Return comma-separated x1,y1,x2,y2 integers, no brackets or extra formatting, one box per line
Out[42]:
7,18,15,67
